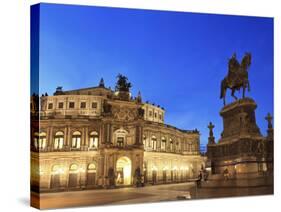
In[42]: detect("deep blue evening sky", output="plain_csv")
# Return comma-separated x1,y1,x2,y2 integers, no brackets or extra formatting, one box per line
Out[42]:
34,3,273,146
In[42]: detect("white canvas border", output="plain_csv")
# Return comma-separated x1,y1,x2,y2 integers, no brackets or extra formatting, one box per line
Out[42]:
0,0,279,211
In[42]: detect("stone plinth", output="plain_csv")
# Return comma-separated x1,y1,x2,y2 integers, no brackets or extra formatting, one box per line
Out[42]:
219,98,261,143
207,98,273,176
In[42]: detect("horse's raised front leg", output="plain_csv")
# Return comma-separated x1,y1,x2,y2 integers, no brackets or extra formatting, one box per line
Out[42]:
231,88,238,100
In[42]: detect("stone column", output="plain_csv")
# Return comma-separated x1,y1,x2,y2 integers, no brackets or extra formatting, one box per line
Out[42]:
79,161,87,189
67,126,71,147
64,127,67,146
48,127,53,150
109,124,112,144
140,126,143,145
135,125,139,145
85,127,89,148
104,123,111,144
99,155,105,186
82,127,85,147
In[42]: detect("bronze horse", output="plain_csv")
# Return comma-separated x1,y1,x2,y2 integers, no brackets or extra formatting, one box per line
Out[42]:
220,53,252,105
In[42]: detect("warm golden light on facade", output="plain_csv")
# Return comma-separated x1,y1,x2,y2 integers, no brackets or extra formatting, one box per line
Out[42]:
31,78,205,192
116,157,132,185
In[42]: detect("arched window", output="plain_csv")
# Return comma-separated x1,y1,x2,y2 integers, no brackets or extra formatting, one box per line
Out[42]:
72,131,81,149
38,132,47,150
194,143,198,152
176,141,179,152
50,165,63,189
54,131,64,150
161,137,166,151
188,142,192,152
87,163,97,186
114,129,127,147
33,132,39,149
143,135,147,146
117,137,124,147
89,131,99,149
184,141,188,151
51,165,64,175
152,136,157,151
68,164,78,188
88,163,96,172
69,164,78,173
169,138,173,152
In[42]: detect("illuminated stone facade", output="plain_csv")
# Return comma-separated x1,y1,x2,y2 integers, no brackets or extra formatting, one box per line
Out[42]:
31,78,205,192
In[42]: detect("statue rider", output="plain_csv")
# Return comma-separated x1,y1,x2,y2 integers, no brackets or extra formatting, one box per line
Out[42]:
228,53,239,74
227,53,240,84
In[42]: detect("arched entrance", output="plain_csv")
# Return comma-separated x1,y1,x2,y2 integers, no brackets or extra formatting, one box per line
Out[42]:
152,170,157,184
50,165,62,189
116,156,132,185
86,163,97,187
162,169,167,183
68,164,78,188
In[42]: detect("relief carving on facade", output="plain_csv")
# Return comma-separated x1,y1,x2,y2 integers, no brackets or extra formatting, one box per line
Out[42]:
112,106,138,121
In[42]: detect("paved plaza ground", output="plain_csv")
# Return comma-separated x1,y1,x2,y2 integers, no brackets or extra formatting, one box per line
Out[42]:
31,182,273,209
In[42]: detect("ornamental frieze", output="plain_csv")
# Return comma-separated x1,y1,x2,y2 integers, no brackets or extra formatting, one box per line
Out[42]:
112,106,138,121
208,139,271,159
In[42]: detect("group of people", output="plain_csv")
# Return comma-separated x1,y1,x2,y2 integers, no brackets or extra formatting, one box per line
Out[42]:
196,168,209,188
196,167,231,188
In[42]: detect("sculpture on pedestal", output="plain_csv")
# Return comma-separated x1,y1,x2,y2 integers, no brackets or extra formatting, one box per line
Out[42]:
208,122,215,144
206,53,273,177
265,112,273,129
220,53,251,105
115,74,132,101
115,74,132,92
265,112,273,139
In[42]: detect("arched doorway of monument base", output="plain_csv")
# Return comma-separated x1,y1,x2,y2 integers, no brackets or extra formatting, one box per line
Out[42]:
116,156,132,186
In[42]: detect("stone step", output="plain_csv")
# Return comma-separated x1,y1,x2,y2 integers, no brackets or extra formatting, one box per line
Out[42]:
207,172,268,181
201,175,273,188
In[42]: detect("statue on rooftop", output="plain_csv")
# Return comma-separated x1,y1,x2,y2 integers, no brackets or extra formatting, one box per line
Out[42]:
115,74,132,92
99,78,105,87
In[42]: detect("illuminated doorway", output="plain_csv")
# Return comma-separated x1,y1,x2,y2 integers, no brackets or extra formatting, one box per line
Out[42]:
50,165,62,189
68,164,78,188
116,156,132,185
163,169,167,183
152,170,157,184
86,163,97,187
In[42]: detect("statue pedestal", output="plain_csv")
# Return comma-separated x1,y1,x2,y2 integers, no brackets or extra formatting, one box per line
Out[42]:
116,91,130,101
219,97,261,143
207,98,273,176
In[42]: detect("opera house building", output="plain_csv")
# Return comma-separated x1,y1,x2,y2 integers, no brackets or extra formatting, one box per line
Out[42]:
30,75,205,192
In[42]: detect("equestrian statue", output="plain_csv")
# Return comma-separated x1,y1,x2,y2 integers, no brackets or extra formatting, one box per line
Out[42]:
220,53,252,105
